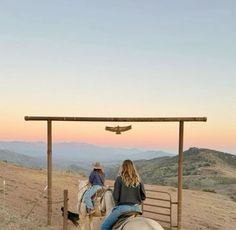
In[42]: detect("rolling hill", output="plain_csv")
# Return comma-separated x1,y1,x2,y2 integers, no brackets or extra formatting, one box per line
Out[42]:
106,147,236,201
0,149,45,168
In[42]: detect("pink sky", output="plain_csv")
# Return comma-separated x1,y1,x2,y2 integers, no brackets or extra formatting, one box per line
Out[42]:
1,117,235,154
0,1,235,155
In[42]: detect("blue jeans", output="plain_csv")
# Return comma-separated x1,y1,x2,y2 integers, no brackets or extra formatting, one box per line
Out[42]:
100,204,141,230
83,185,102,209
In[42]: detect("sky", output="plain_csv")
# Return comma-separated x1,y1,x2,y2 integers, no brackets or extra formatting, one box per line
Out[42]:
0,0,235,154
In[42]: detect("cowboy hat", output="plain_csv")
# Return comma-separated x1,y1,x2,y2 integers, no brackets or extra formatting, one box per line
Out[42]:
92,161,102,169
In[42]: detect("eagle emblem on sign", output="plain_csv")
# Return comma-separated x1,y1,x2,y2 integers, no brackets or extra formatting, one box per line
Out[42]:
105,125,132,134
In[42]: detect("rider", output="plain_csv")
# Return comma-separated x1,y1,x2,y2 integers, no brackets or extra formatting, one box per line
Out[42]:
101,159,146,229
83,161,105,215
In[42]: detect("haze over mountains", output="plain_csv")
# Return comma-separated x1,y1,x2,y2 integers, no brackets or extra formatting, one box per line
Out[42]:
0,141,172,170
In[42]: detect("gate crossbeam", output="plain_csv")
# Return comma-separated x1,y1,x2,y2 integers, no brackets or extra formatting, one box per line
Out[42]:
25,116,206,122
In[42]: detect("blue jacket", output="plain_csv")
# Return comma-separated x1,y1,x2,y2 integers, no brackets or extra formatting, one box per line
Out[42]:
89,170,105,186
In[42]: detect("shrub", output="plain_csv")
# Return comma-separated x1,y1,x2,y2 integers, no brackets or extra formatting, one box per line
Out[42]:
202,189,216,193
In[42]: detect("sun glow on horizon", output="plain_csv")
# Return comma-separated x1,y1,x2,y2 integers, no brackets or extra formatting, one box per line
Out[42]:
1,119,235,154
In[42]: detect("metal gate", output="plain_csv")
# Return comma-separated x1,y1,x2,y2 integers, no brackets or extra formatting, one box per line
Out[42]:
143,189,178,230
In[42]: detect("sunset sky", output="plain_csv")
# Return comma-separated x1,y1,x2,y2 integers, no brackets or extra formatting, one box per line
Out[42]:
0,1,235,154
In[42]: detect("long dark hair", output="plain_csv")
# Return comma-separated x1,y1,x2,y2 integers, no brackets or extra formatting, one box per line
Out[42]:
94,168,104,176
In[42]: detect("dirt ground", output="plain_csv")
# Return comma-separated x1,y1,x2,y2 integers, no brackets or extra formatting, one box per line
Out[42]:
0,162,236,230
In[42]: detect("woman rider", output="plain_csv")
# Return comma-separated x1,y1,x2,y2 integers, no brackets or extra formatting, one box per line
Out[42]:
101,159,146,229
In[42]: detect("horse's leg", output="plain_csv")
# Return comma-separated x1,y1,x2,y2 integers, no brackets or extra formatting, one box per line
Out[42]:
79,212,94,230
89,215,93,230
79,215,86,230
78,203,89,230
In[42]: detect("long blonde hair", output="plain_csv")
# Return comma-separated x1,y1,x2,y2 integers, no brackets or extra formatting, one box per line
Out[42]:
118,159,141,187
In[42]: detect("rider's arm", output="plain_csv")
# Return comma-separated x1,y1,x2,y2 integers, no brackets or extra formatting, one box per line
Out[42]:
140,181,146,201
89,171,95,185
113,176,121,204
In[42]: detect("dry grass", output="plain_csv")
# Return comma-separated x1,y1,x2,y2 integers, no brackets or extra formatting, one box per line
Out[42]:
0,162,236,230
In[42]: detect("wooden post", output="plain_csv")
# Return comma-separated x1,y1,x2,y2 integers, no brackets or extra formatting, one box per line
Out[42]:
47,121,52,225
177,121,184,229
3,178,5,211
63,189,68,230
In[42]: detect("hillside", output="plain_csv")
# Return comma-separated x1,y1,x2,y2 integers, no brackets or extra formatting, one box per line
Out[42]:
0,162,235,230
106,147,236,201
0,149,45,168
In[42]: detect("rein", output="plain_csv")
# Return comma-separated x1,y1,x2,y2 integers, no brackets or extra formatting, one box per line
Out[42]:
78,183,89,204
78,182,89,193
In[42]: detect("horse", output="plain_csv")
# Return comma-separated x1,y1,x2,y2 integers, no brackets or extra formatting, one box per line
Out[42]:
78,179,164,230
100,188,164,230
77,179,105,230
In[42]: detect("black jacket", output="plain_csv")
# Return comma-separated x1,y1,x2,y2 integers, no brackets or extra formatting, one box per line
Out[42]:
113,176,146,205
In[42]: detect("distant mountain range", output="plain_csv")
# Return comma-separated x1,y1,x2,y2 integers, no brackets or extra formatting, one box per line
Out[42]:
0,141,173,172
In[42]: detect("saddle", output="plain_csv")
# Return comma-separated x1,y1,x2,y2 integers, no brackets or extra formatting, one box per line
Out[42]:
112,211,142,230
91,187,106,200
91,187,106,216
80,187,107,216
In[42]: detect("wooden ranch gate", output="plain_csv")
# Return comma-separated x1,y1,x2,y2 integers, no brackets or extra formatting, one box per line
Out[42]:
143,189,177,230
24,116,207,229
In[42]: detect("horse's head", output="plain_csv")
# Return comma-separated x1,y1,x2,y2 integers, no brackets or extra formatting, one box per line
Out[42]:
77,179,89,214
78,179,88,196
78,179,88,189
